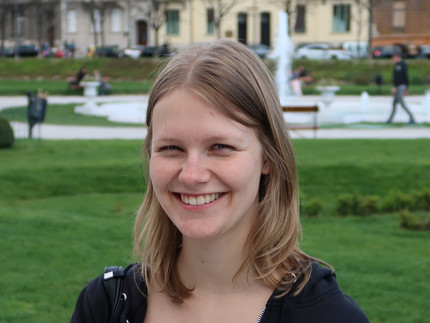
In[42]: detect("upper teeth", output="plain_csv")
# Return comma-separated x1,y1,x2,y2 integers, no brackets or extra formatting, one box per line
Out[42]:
181,193,221,206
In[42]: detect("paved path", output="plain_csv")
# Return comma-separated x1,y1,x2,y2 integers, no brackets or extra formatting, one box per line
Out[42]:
2,95,429,140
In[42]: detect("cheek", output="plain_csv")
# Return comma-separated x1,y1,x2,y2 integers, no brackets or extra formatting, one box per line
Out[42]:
149,158,172,193
222,159,262,193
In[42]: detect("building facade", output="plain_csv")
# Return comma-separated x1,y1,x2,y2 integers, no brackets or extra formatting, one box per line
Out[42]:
1,0,375,57
372,0,430,46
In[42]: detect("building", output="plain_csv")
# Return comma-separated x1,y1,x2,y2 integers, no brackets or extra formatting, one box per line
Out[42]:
372,0,430,46
1,0,375,57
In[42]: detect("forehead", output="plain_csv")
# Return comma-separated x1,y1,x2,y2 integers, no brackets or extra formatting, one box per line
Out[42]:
151,89,254,139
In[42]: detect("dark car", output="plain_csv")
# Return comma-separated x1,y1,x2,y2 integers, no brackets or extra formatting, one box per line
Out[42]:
142,44,171,57
1,44,39,57
96,45,119,57
373,44,416,59
372,45,396,59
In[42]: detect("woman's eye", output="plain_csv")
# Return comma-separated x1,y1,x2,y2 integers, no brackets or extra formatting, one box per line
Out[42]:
213,144,231,150
159,145,181,152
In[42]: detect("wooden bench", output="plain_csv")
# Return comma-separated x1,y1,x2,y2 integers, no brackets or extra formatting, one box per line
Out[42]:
282,105,319,138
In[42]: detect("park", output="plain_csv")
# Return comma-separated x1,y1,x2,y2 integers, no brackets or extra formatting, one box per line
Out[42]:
1,52,430,322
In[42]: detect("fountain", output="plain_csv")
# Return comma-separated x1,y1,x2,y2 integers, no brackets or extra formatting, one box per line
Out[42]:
270,11,295,105
75,81,100,113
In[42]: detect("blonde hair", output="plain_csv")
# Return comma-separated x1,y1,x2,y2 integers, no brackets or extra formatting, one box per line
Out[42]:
134,39,317,303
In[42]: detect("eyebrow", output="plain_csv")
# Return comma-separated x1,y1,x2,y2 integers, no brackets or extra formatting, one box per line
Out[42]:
152,133,249,145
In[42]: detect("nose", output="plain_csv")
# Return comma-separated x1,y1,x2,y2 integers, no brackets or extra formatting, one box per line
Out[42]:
178,153,210,185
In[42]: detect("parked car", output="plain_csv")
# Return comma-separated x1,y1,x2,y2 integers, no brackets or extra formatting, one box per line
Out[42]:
120,46,145,59
295,43,352,60
248,44,271,59
372,45,396,59
417,44,430,58
341,41,369,58
372,44,416,59
1,44,39,57
96,45,120,57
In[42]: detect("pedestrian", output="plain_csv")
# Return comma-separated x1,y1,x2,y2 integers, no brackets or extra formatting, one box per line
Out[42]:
386,53,416,124
70,40,369,323
290,66,312,96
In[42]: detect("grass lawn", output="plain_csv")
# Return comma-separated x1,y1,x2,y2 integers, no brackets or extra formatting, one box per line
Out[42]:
0,104,144,127
0,139,429,322
0,79,152,96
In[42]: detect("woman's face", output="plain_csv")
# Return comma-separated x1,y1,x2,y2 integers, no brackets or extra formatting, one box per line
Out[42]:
149,89,270,242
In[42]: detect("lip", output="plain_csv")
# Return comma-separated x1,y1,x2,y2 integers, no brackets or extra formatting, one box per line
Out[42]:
174,192,225,208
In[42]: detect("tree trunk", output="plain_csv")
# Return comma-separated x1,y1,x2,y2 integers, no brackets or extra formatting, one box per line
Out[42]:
367,1,373,59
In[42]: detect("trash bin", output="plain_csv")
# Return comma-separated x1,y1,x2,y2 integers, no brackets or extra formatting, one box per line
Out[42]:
27,90,48,138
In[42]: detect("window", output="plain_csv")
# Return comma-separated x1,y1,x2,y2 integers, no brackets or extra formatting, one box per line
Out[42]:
295,5,306,33
392,1,405,30
111,8,122,32
67,9,77,33
332,4,350,32
166,10,179,35
207,8,214,34
238,12,247,44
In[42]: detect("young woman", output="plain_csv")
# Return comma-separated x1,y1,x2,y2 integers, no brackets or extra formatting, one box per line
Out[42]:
71,40,368,323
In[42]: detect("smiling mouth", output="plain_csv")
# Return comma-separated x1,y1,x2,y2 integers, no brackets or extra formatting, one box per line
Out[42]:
180,193,222,206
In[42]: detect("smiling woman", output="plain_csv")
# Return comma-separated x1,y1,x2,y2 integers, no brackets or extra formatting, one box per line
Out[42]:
71,40,369,323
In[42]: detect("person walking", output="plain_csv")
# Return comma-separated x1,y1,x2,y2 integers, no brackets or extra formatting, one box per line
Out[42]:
386,53,416,124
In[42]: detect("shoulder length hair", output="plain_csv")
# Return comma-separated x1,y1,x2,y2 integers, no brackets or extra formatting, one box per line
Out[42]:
134,39,316,303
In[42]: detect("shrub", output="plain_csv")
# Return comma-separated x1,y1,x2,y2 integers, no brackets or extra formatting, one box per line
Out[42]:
409,74,425,85
398,209,430,231
0,117,15,148
357,195,380,216
410,190,430,211
381,191,412,212
353,74,372,85
336,193,360,216
303,199,324,217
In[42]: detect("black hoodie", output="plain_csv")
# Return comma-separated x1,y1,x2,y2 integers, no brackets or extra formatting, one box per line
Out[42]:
71,262,369,322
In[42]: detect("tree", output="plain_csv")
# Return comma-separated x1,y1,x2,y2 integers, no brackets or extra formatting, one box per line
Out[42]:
203,0,238,39
80,0,120,52
30,0,60,51
268,0,319,36
354,0,373,58
135,0,171,47
0,0,13,56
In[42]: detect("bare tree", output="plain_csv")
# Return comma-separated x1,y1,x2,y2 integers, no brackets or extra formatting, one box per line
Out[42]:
0,0,13,56
135,0,171,47
80,0,120,52
354,0,373,58
30,0,59,53
268,0,319,36
203,0,238,39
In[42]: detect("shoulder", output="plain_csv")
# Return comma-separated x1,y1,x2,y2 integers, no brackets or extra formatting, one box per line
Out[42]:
290,262,368,322
265,263,369,322
70,269,110,322
70,264,147,323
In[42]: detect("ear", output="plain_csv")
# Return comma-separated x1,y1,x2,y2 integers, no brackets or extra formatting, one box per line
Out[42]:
261,157,271,175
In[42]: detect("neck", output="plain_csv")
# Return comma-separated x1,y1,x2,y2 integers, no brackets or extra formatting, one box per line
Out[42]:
177,235,253,294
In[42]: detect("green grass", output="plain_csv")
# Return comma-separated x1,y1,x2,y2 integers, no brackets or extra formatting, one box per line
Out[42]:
0,139,429,322
0,79,152,96
0,104,145,127
1,57,429,96
0,57,164,80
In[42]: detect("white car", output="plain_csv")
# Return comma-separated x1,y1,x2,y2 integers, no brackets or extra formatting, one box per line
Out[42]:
295,43,352,60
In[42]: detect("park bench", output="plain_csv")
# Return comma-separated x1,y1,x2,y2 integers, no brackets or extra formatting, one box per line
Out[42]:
282,105,319,138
